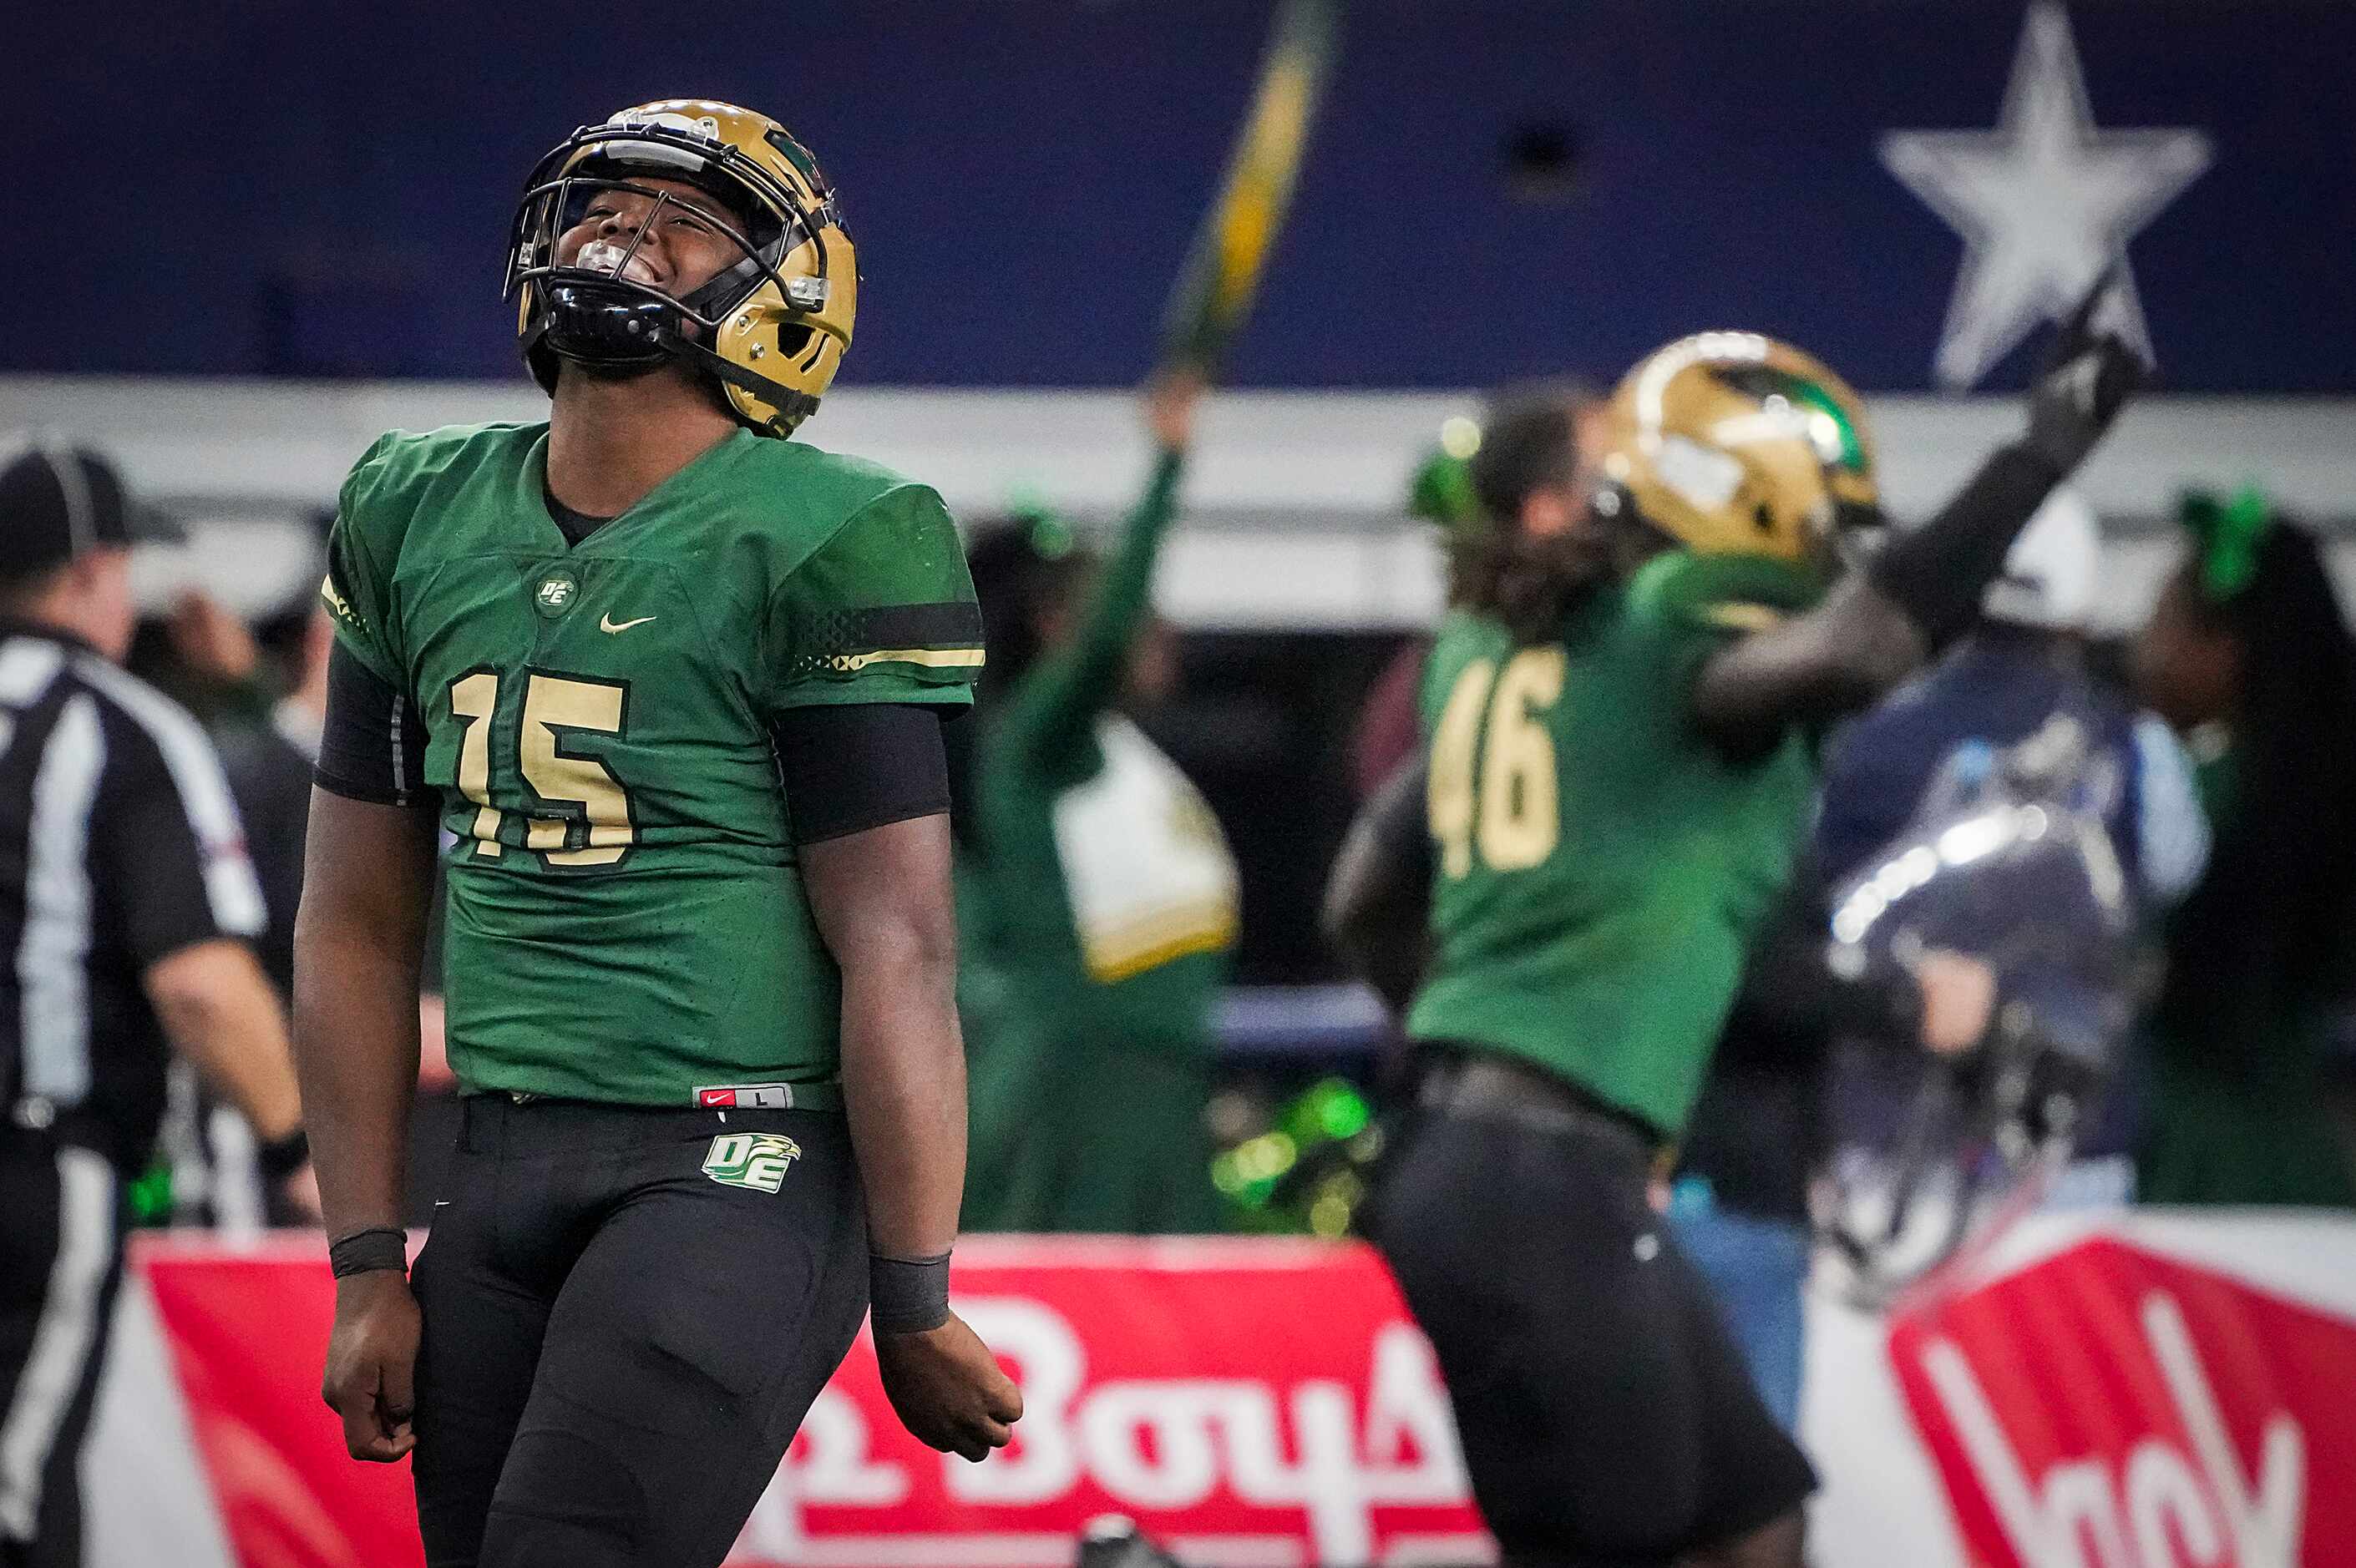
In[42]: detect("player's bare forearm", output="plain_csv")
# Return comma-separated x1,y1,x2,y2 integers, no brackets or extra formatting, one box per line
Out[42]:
145,938,304,1141
291,788,439,1236
839,968,967,1256
808,813,1018,1462
803,812,966,1257
1323,759,1435,1018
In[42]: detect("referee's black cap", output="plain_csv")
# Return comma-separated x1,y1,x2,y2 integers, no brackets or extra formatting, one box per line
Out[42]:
0,437,181,584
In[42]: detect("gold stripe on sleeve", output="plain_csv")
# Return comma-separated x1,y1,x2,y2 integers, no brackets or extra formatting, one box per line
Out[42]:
828,646,988,673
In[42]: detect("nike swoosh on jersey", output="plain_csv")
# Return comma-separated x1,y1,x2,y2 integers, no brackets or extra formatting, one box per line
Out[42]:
600,614,657,634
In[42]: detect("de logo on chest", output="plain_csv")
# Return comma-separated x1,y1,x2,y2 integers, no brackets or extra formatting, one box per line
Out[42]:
533,568,582,620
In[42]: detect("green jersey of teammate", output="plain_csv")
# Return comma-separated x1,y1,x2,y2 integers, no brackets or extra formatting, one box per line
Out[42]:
1407,551,1819,1137
322,420,982,1107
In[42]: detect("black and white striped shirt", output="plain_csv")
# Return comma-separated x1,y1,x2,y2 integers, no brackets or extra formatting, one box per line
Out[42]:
0,621,265,1168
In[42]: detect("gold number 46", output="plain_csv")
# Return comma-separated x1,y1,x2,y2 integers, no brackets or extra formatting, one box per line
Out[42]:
1428,646,1567,878
448,670,636,867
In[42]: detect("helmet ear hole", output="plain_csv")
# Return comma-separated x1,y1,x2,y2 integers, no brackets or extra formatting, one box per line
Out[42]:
776,323,815,359
1753,502,1776,534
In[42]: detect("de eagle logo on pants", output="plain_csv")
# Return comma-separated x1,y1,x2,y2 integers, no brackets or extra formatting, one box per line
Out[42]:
702,1132,802,1193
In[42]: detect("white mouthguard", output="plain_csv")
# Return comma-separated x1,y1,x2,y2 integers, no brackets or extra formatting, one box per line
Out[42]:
577,240,660,285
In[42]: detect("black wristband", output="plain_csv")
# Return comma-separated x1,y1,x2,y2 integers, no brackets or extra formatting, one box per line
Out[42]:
255,1128,310,1183
869,1252,952,1334
329,1227,409,1280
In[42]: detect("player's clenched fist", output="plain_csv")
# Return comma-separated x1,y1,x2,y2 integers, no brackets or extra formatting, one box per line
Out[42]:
875,1312,1024,1462
322,1272,422,1463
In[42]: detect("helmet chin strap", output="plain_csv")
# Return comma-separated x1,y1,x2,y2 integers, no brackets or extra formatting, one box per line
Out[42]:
530,274,818,429
669,335,820,429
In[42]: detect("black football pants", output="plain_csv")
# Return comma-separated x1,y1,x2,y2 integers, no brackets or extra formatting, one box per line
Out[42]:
0,1130,125,1568
1369,1095,1815,1567
411,1096,869,1568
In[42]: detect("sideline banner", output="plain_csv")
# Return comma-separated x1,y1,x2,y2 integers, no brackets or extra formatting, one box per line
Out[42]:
135,1235,1491,1568
115,1216,2356,1567
1888,1225,2356,1568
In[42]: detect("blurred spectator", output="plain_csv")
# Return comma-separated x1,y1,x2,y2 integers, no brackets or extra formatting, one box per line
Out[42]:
139,543,318,1226
1818,489,2207,903
126,576,272,731
215,580,331,997
2131,492,2356,1206
165,590,266,708
1664,889,1837,1434
953,377,1239,1233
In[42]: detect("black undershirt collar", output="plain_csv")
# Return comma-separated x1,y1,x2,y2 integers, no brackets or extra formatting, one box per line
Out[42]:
542,481,617,548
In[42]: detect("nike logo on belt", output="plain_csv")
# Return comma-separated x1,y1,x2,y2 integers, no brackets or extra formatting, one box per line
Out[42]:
600,615,656,634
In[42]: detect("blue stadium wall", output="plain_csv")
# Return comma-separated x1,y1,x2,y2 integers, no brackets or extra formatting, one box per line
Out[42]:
18,2,2353,390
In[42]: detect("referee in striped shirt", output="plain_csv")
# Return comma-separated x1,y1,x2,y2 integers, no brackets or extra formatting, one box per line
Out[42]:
0,440,314,1567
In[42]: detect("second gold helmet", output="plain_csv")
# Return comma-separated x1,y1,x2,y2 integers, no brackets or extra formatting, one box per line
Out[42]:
1596,332,1879,570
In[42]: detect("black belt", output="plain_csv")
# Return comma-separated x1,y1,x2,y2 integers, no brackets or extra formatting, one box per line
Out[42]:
1414,1050,1660,1162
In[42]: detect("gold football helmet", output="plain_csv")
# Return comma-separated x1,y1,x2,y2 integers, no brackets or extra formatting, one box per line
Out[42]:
1595,332,1880,569
506,99,856,436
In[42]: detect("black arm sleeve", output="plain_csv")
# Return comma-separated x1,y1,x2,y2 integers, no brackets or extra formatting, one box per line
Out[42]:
1688,574,1927,758
1866,441,2067,650
772,703,950,847
314,642,430,807
1689,442,2067,758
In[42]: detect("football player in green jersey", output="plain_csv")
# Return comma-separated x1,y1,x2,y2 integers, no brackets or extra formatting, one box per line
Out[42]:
289,100,1020,1567
1330,295,2144,1566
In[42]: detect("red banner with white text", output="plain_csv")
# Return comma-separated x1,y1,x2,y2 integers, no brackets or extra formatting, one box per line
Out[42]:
138,1235,1492,1568
129,1219,2356,1568
1888,1235,2356,1568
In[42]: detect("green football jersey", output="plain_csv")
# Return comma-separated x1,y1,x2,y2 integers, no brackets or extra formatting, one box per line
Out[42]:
322,422,981,1107
1406,551,1821,1139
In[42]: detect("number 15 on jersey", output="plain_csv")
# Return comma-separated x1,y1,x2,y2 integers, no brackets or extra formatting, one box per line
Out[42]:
448,669,639,867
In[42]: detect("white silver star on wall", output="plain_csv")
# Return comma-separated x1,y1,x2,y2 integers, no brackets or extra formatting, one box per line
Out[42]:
1881,3,2212,389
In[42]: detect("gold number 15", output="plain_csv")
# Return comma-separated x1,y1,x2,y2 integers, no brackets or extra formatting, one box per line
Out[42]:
448,670,636,867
